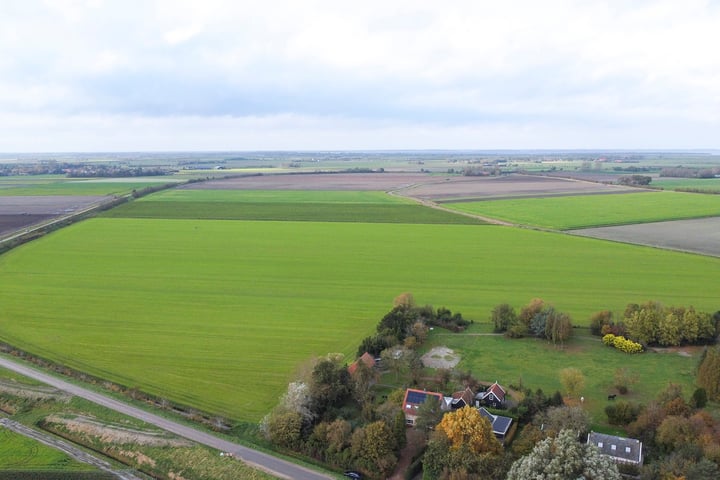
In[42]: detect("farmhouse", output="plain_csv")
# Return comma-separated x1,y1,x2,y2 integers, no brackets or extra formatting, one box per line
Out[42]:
443,386,475,410
478,407,513,443
348,352,376,376
402,388,444,426
475,382,506,409
587,431,643,466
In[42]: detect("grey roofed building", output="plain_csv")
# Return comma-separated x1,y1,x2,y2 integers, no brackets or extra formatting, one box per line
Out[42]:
478,407,513,443
587,431,643,465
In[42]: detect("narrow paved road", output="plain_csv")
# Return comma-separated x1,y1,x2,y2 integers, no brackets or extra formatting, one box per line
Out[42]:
0,356,335,480
0,417,143,480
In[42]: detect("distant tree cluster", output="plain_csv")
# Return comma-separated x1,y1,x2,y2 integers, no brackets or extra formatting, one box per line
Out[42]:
618,174,652,186
660,166,720,178
590,301,719,347
491,299,572,346
66,165,171,177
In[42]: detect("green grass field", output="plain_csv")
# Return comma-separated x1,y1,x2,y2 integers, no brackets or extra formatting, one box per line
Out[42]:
0,428,94,472
445,191,720,229
1,218,719,422
102,189,483,224
652,177,720,192
0,176,176,196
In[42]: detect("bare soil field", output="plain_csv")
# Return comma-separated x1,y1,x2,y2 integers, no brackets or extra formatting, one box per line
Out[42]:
183,172,430,191
184,172,639,201
536,171,626,183
405,174,639,201
0,195,108,237
0,195,107,215
569,217,720,257
0,214,54,236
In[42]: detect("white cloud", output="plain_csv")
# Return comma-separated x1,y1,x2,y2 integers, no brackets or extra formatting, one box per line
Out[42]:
0,0,718,150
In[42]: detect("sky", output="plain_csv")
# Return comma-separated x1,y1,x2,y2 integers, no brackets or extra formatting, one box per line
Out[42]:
1,0,719,152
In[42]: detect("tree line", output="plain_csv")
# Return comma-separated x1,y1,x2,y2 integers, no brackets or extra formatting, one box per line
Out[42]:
590,301,720,347
491,298,573,346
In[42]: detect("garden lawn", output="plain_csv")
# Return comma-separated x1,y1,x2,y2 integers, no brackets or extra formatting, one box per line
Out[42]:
1,219,719,422
445,191,720,229
432,331,699,424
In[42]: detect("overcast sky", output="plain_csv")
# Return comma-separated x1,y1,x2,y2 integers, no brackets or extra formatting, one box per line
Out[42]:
1,0,719,152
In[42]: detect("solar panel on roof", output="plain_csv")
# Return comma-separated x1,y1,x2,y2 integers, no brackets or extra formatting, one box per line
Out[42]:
493,416,512,434
406,391,429,404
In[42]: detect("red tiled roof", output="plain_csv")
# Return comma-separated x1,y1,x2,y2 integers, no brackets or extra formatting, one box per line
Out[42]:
348,352,376,375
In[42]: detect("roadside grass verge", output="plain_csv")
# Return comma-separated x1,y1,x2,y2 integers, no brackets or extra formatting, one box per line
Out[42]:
428,329,699,424
0,428,95,472
1,219,719,422
445,191,720,229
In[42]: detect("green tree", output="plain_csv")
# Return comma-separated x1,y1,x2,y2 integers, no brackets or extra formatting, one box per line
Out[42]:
625,300,663,344
310,357,351,415
559,367,585,399
350,359,377,408
691,387,708,409
658,310,682,346
507,429,621,480
491,303,517,333
266,410,303,449
414,393,444,431
697,346,720,400
350,421,397,479
546,309,573,346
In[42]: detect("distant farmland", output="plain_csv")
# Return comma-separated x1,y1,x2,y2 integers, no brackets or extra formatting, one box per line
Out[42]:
445,191,720,229
1,210,719,422
102,189,484,224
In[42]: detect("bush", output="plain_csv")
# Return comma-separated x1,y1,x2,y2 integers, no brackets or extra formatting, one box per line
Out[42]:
605,401,641,425
602,334,643,354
